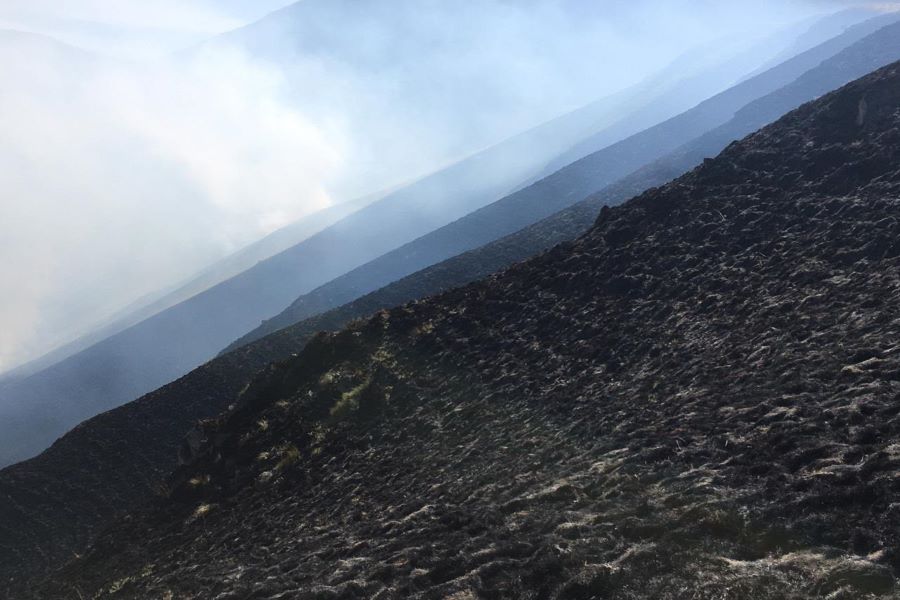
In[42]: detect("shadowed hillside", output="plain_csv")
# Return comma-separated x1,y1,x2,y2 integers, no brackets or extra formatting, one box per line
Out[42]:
38,59,900,599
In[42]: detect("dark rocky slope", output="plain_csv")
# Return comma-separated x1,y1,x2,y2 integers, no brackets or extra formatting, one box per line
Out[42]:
229,12,899,351
5,22,900,596
0,341,275,597
39,61,900,599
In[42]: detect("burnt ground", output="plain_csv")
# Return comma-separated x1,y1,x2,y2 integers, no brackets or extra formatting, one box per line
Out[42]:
33,63,900,598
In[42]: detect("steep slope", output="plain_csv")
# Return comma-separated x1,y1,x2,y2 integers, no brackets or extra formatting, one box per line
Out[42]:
0,338,278,596
4,23,900,595
0,14,817,468
229,13,900,350
41,60,900,599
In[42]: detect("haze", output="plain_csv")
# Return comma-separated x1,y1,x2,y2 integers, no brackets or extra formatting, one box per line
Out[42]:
0,0,858,373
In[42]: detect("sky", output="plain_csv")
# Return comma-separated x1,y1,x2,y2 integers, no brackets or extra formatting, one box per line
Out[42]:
0,0,878,374
0,0,296,58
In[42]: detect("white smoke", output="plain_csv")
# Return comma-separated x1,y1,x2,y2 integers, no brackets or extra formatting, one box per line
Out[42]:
0,0,840,372
0,34,341,370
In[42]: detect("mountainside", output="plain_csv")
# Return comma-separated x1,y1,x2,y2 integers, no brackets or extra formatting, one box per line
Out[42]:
0,135,678,598
39,60,900,599
4,22,900,596
0,333,279,595
0,132,685,600
0,11,818,468
228,13,900,351
0,68,673,469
